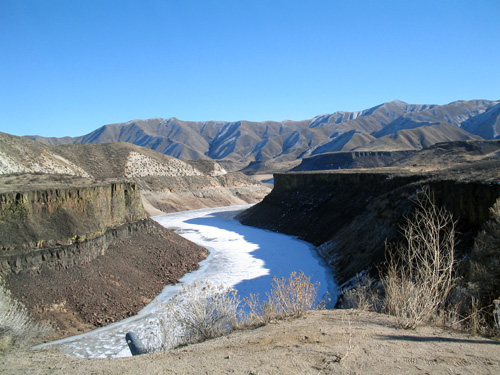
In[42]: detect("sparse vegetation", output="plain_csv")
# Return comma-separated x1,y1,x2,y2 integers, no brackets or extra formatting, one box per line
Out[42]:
381,189,457,329
340,273,381,312
244,271,320,325
146,282,242,351
145,271,320,352
0,277,51,354
340,190,458,330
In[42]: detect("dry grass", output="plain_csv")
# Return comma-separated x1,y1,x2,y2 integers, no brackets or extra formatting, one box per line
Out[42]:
146,282,241,351
341,274,382,312
244,271,320,325
340,190,458,330
0,278,51,353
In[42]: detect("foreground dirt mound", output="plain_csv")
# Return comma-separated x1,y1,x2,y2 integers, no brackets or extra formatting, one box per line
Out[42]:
3,310,499,374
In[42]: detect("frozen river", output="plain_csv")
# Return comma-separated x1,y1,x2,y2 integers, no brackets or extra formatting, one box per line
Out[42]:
39,204,338,358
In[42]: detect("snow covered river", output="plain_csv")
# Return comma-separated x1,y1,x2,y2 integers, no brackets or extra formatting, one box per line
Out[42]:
39,204,338,358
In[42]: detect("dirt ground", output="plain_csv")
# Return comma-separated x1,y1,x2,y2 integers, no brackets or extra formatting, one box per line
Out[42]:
2,309,499,374
5,221,208,340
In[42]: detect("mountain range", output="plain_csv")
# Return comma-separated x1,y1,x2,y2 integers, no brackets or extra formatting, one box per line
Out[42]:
27,99,500,172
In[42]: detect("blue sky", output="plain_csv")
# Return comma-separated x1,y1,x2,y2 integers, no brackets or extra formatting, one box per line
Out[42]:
1,0,499,137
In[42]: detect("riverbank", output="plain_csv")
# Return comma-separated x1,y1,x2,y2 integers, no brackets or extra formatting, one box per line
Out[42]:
4,309,500,374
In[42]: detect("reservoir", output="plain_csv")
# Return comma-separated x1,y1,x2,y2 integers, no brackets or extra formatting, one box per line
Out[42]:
43,204,338,358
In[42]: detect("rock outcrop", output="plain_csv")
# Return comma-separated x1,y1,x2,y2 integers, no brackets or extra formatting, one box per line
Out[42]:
5,218,209,337
0,179,146,254
0,177,210,337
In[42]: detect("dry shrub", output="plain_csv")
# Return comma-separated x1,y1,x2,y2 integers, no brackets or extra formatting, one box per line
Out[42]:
456,297,500,337
146,272,320,352
244,271,320,325
382,189,456,329
341,274,382,312
147,281,241,350
0,278,51,353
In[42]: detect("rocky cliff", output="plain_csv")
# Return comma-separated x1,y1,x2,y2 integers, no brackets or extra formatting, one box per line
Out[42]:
0,178,146,255
0,133,270,339
238,170,500,296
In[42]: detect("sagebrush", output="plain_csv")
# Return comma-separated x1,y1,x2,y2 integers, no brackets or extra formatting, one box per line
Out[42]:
146,271,320,352
244,271,320,325
341,274,381,312
0,277,51,353
147,281,241,350
382,189,456,329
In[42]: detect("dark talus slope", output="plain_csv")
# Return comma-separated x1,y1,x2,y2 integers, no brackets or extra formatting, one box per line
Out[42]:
5,219,209,339
0,176,210,338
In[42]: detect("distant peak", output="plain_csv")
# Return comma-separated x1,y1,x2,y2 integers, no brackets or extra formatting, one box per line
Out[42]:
389,99,408,105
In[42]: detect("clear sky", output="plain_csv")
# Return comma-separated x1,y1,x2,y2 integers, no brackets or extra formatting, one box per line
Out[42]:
1,0,499,137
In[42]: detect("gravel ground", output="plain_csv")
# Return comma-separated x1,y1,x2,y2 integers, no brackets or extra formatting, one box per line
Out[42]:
2,309,500,374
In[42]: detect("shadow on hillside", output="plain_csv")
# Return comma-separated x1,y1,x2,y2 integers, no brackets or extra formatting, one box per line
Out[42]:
377,335,500,345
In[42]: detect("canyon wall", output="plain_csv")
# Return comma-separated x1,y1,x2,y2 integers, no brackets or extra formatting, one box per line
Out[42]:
138,173,270,214
238,171,500,290
0,181,146,254
0,219,153,275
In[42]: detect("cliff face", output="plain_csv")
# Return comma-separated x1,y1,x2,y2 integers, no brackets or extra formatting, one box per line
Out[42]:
0,181,146,257
238,171,500,288
5,218,209,336
138,172,270,214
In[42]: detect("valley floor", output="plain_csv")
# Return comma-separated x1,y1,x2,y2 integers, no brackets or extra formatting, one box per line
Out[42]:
3,309,499,374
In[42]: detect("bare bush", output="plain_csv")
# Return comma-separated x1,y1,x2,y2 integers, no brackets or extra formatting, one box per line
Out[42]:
381,189,456,329
146,272,320,352
147,281,241,350
0,278,51,353
244,271,320,324
493,298,500,332
341,274,382,312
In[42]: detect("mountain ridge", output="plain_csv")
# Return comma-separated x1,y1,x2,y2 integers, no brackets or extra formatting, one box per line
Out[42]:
26,99,500,172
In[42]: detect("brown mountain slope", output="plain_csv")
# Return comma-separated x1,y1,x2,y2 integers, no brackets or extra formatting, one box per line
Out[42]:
0,132,270,214
25,100,500,172
355,123,481,151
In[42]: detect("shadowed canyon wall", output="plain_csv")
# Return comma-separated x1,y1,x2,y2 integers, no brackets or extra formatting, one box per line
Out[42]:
238,172,500,291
